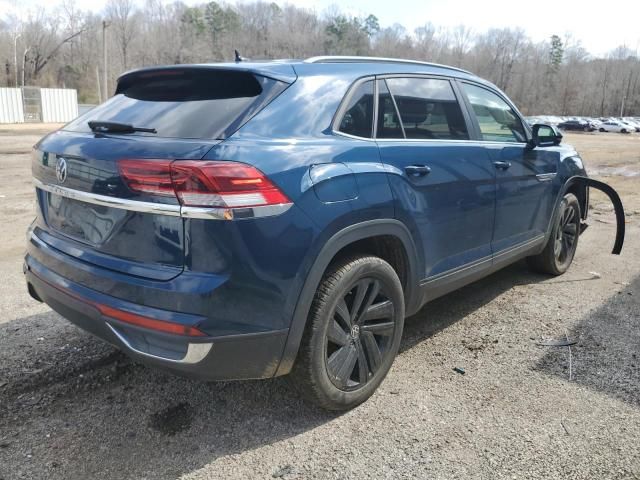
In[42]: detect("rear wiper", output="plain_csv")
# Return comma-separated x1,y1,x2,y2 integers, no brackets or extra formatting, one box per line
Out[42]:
88,121,157,134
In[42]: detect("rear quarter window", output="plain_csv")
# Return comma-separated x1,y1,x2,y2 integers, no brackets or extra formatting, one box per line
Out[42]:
338,80,374,138
64,69,288,140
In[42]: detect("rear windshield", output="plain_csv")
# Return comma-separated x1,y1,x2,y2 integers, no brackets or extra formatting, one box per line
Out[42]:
64,69,288,139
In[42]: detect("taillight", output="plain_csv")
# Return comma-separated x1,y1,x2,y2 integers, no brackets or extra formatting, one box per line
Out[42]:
118,159,290,208
170,161,289,207
118,159,174,197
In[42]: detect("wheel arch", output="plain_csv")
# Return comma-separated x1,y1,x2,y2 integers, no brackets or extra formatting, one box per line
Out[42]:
564,178,589,221
274,219,421,376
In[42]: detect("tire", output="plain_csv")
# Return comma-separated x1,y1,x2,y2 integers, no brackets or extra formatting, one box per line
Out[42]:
599,128,605,132
527,193,581,275
621,128,628,134
290,255,405,410
583,126,589,132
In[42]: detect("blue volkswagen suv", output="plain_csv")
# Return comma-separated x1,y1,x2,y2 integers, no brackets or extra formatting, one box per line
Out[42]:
25,56,601,410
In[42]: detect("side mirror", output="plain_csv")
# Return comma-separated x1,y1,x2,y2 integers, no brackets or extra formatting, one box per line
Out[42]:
530,123,562,148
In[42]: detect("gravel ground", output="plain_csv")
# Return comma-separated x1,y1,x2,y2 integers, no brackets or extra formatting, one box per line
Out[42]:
0,126,638,479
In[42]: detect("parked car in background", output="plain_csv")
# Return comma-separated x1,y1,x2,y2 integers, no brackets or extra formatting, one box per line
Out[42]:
25,56,595,410
599,121,631,133
557,119,596,132
539,115,562,125
620,119,640,132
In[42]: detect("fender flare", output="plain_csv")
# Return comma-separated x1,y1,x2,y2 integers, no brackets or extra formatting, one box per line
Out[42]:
274,219,420,376
554,176,624,255
571,176,625,254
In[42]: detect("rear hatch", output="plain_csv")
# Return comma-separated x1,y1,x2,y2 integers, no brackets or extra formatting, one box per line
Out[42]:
32,66,291,280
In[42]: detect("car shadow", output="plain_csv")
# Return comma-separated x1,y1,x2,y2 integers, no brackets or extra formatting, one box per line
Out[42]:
0,309,339,479
0,260,622,480
534,273,640,408
400,260,547,353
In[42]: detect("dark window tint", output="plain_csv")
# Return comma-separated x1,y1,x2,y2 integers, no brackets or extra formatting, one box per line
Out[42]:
64,69,287,139
461,83,526,143
377,80,404,139
385,78,469,140
338,80,374,138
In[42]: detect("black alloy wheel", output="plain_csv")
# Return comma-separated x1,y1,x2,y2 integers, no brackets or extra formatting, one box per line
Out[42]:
527,193,581,275
324,277,397,391
553,200,579,266
291,255,405,410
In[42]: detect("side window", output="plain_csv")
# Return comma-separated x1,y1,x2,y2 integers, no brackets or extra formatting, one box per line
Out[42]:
462,83,527,143
384,77,469,140
338,80,374,138
376,80,404,139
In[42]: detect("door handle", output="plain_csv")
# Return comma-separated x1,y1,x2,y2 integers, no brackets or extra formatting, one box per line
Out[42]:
405,165,431,177
493,161,512,170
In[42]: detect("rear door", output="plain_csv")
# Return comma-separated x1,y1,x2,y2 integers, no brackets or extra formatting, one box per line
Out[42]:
32,68,289,280
375,76,496,280
458,82,557,254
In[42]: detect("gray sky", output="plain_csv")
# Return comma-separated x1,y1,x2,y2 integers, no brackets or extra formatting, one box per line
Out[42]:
3,0,639,56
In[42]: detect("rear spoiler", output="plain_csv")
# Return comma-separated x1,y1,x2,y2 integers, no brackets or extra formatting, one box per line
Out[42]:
575,176,625,254
116,62,298,90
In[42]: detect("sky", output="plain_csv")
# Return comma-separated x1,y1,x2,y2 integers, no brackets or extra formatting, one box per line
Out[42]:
2,0,640,56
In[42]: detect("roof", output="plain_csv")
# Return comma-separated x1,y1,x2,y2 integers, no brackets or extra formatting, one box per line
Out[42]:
117,56,481,86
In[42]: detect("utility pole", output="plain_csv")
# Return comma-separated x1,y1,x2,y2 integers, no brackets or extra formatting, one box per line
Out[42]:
620,72,632,118
96,66,102,104
102,21,110,102
22,47,31,87
13,33,21,87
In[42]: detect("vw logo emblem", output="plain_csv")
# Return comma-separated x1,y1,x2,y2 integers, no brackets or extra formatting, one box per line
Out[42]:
350,324,360,340
55,157,68,183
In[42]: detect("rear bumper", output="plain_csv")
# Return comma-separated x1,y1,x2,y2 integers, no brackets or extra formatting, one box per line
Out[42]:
24,255,288,381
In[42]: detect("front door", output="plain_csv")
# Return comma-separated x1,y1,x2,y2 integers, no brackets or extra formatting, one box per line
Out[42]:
459,82,558,254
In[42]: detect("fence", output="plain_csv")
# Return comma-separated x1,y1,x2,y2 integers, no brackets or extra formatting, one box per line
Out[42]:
0,88,24,123
0,87,79,123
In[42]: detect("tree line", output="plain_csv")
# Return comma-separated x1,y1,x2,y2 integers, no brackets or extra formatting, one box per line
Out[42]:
1,0,639,116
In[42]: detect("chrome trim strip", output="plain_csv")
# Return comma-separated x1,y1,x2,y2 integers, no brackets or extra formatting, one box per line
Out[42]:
332,130,527,146
106,323,213,364
34,179,293,221
34,178,182,216
181,203,293,220
536,173,557,182
333,130,373,141
181,206,230,220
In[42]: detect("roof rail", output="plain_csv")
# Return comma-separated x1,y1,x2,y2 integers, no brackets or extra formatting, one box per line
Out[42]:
304,56,473,75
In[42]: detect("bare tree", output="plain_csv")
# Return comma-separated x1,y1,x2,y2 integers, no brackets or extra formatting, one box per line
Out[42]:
105,0,137,70
1,0,639,116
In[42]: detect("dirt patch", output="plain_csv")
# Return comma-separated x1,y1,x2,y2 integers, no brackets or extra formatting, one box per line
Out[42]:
149,402,194,436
